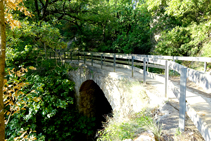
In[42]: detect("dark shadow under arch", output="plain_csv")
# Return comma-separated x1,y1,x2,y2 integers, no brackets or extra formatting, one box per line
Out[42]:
78,80,113,140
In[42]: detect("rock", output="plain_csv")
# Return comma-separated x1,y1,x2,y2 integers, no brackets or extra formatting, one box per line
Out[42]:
133,131,155,141
123,139,133,141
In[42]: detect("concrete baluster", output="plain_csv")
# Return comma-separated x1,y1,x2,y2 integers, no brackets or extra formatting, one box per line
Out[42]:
179,67,187,132
165,60,169,98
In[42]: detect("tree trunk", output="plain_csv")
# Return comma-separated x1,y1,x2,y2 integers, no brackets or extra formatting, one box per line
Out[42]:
0,0,5,140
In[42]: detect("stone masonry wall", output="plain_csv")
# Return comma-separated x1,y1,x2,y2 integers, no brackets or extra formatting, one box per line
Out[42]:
67,62,148,118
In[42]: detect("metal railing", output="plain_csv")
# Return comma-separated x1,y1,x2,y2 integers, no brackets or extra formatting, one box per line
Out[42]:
48,50,211,133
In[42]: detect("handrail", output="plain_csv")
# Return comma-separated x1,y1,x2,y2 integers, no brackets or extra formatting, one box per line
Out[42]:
50,50,211,92
79,51,211,62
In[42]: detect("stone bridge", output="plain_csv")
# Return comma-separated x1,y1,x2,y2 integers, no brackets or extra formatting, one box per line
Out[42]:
67,62,148,121
65,59,211,141
54,51,211,140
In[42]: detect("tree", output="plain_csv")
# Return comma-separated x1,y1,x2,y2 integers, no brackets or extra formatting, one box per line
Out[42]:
146,0,211,57
0,0,32,140
0,0,6,140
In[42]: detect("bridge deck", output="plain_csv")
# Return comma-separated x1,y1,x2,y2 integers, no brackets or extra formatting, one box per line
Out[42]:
67,60,210,140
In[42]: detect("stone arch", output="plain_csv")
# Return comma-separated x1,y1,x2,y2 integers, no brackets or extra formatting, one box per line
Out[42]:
79,80,113,130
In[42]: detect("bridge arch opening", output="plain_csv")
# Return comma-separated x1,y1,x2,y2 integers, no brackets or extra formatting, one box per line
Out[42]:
79,80,113,140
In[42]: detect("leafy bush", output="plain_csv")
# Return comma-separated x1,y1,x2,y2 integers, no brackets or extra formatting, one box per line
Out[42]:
6,20,66,68
154,27,192,56
4,60,96,140
97,110,162,141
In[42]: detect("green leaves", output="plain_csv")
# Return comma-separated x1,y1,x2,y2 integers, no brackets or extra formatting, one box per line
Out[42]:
6,20,66,68
4,58,97,140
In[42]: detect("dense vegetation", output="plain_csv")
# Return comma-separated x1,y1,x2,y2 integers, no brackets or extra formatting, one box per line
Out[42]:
2,0,211,140
4,24,96,140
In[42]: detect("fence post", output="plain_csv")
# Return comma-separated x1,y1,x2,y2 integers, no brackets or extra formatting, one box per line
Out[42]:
132,56,134,77
84,53,86,64
165,60,169,98
179,67,187,132
101,54,103,69
71,52,72,61
204,62,207,72
78,51,79,62
173,56,175,75
147,55,149,72
143,58,146,84
91,53,93,66
114,54,116,72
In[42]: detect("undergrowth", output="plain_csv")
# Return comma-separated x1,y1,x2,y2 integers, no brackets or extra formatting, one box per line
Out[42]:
97,109,162,141
4,59,96,140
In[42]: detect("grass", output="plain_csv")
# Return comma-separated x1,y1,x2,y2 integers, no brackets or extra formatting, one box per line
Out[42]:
97,109,162,141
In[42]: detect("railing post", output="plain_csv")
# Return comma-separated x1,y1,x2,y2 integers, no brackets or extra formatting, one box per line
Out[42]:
101,54,103,69
204,62,207,73
173,56,175,75
91,53,93,66
114,54,116,72
71,52,72,61
84,52,86,64
147,55,149,72
179,67,187,132
143,58,146,84
132,56,134,77
165,60,169,98
78,51,79,62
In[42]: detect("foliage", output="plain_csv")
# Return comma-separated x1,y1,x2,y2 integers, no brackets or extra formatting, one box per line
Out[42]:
4,0,33,29
154,26,192,56
4,60,96,140
107,2,152,54
6,20,66,67
148,0,211,57
22,0,153,54
97,110,162,141
5,0,211,140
